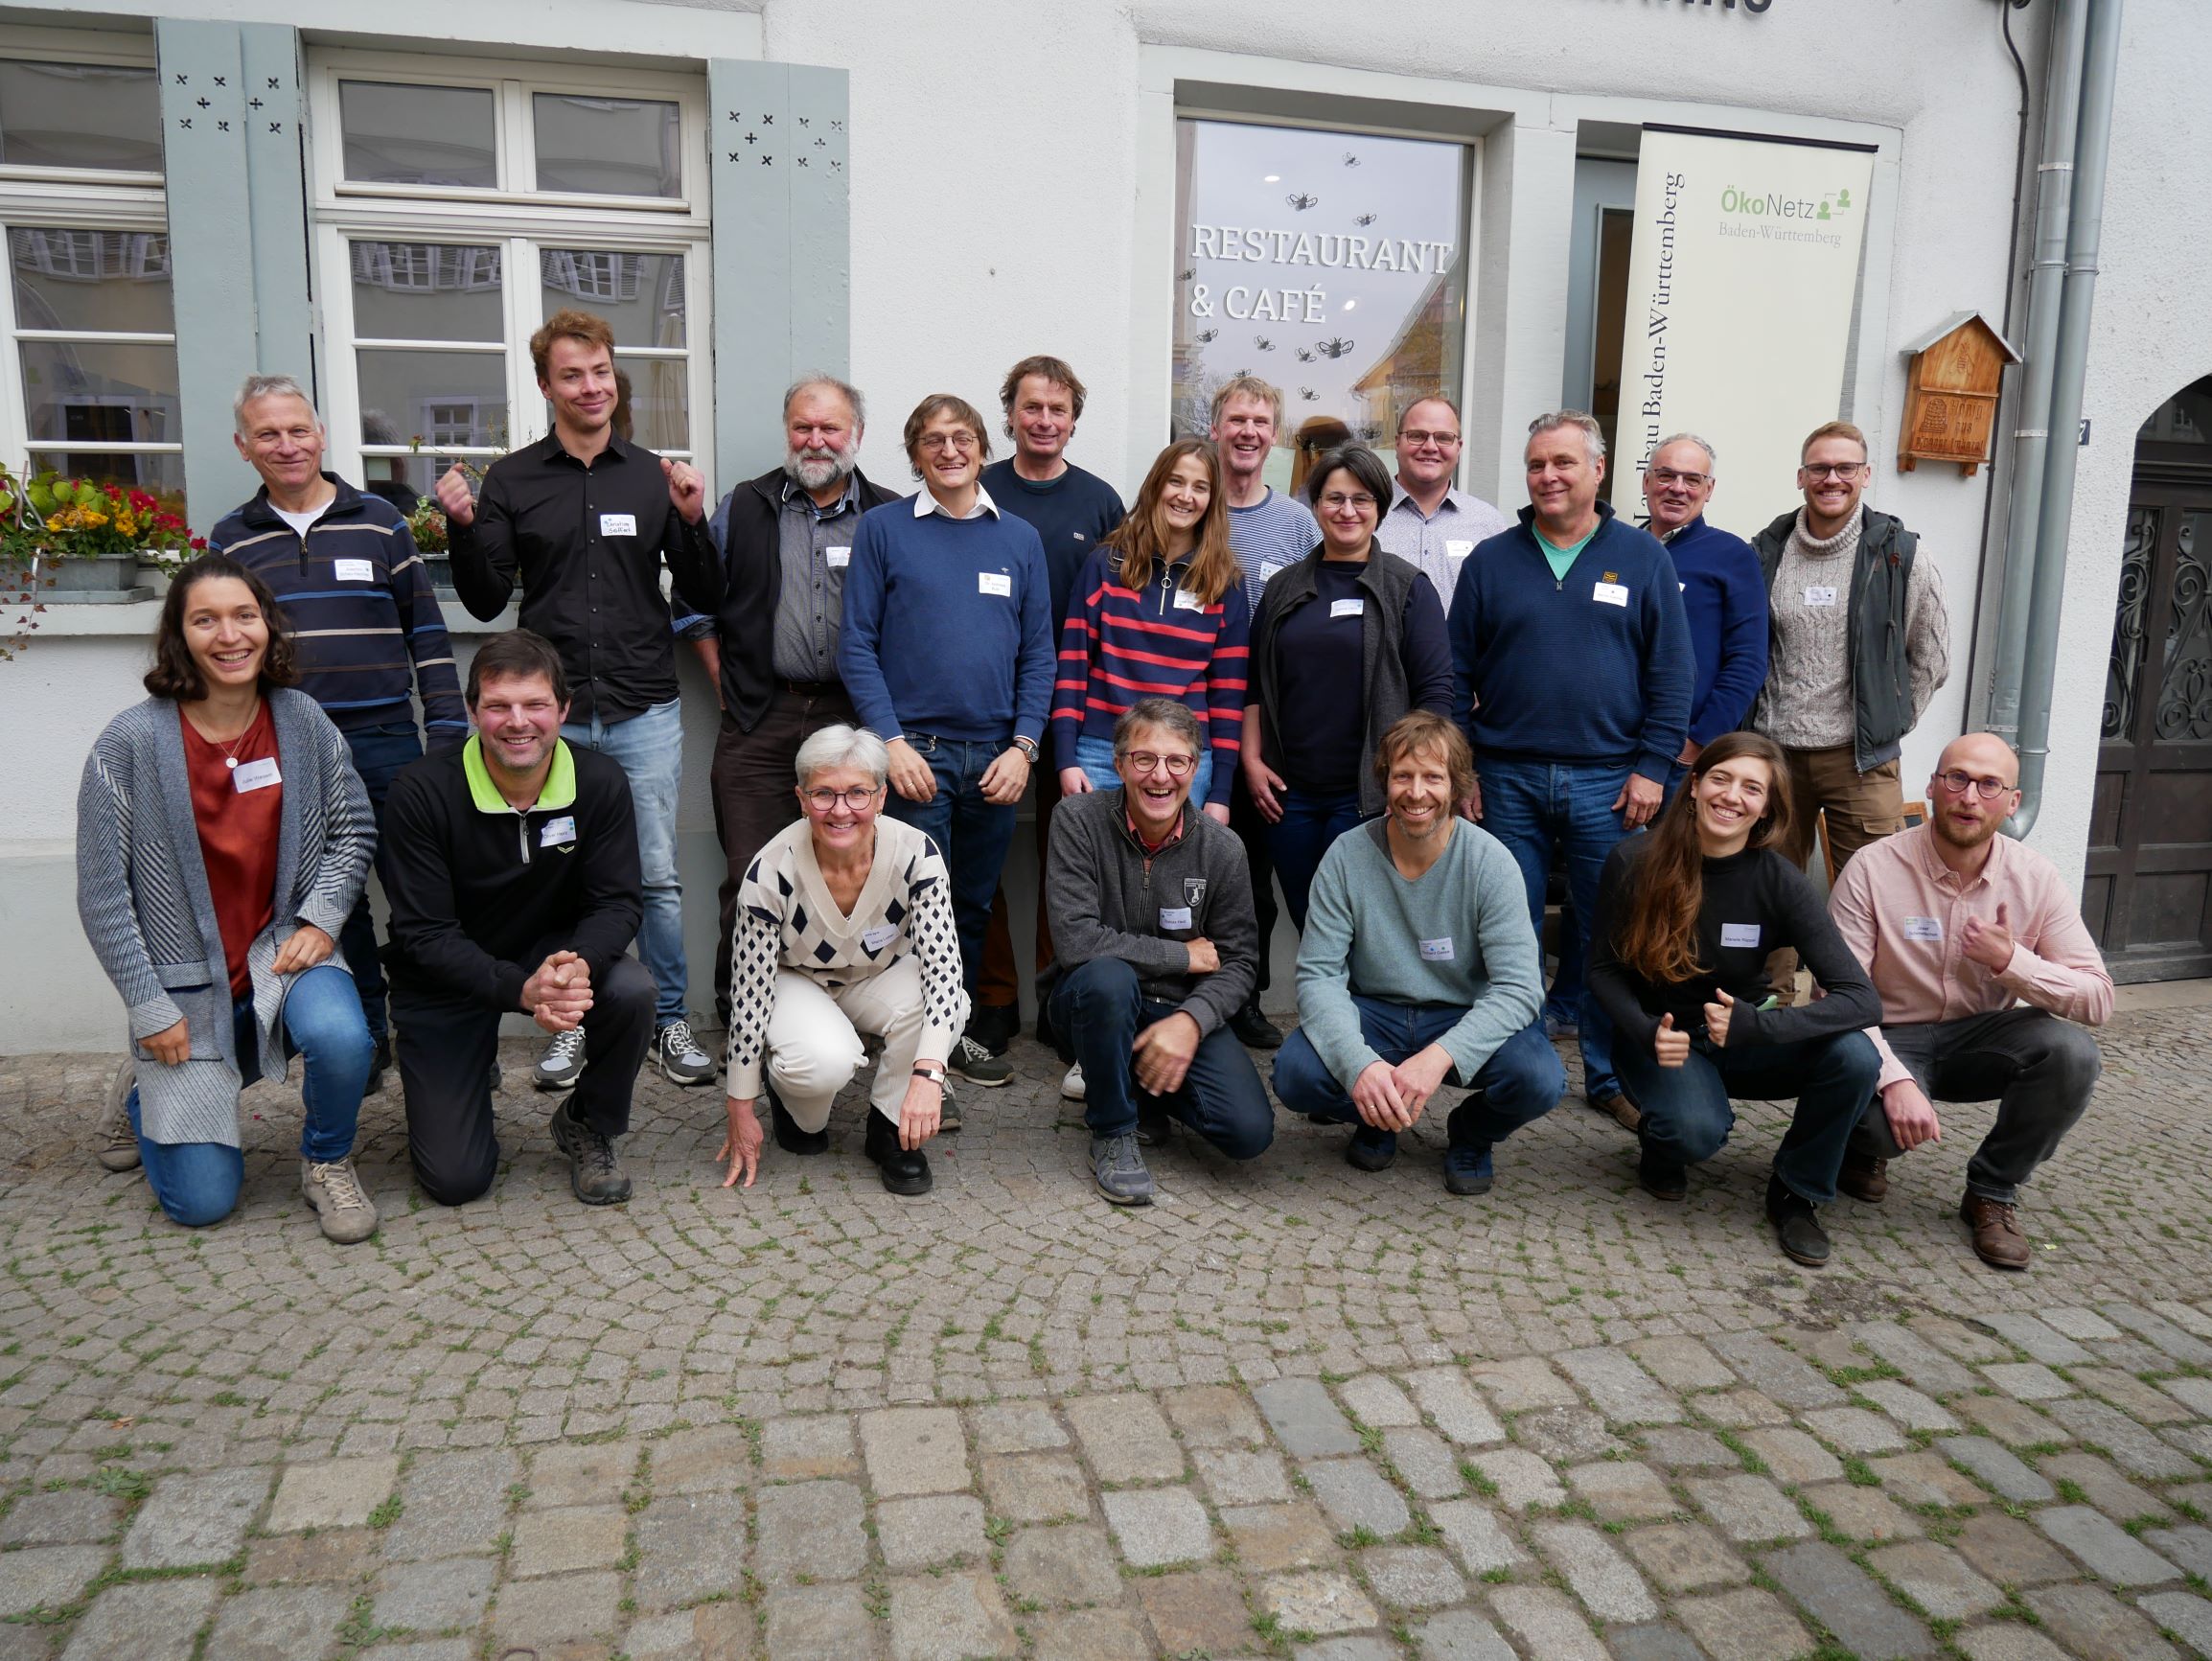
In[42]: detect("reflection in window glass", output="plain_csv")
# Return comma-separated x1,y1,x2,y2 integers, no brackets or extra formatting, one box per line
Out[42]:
611,359,689,453
19,339,180,444
19,447,185,518
0,62,161,172
1172,119,1469,493
350,241,503,340
340,81,496,189
9,228,173,334
541,248,685,348
355,349,509,452
533,94,680,197
357,450,469,514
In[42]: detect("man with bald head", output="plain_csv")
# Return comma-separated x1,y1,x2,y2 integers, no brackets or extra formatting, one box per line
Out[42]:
1827,732,2112,1271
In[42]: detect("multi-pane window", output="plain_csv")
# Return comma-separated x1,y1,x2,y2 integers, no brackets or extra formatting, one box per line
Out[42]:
311,53,709,513
0,36,178,514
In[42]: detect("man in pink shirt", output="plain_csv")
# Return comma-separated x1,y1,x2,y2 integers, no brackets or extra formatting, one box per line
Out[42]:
1828,731,2111,1271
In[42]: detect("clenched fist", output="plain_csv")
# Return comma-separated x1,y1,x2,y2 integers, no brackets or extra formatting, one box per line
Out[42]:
434,462,475,528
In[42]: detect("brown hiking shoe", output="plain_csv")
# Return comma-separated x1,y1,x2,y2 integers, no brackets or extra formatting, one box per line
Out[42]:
1588,1089,1642,1133
1838,1149,1889,1204
1959,1192,2030,1270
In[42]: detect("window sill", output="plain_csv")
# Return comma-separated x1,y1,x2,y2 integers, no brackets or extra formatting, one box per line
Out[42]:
17,596,518,637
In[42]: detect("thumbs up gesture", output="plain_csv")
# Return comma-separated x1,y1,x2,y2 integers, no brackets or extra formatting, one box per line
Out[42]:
1701,987,1736,1049
1654,1011,1690,1069
1959,901,2016,973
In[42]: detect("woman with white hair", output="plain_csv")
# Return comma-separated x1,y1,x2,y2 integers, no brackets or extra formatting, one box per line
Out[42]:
718,725,969,1194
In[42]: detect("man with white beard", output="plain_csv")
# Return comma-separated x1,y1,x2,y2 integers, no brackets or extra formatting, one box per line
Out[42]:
699,376,905,1029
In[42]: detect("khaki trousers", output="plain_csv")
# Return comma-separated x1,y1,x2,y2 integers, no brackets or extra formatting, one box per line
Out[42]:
762,957,927,1130
1768,744,1904,1002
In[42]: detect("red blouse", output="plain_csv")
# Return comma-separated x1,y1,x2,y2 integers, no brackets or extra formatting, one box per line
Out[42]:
180,704,282,996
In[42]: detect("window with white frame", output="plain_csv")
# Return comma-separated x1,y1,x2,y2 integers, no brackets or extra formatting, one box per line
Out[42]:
309,51,709,513
0,31,179,516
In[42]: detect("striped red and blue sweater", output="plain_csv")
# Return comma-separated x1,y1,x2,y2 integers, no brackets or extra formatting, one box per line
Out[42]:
1051,547,1250,809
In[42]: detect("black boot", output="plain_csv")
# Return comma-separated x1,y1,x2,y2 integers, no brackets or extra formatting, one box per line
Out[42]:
864,1109,933,1197
1765,1172,1832,1268
1228,1001,1282,1049
767,1081,827,1155
1636,1135,1687,1202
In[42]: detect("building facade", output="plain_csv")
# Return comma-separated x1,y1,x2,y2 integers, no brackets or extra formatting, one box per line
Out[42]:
3,0,2207,1051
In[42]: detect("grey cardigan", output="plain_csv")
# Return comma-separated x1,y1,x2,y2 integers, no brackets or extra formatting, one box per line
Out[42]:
76,689,374,1146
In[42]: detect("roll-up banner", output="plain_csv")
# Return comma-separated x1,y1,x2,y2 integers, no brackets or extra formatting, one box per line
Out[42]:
1610,125,1878,519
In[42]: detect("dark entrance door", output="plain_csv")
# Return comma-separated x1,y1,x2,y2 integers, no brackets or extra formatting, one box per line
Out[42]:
2085,384,2212,981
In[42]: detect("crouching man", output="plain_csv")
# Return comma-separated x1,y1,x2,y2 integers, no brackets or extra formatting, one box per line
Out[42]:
1044,698,1275,1206
1272,712,1564,1193
381,630,656,1207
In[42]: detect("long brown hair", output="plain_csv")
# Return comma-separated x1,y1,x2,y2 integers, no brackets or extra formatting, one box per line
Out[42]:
1610,731,1794,984
144,552,300,703
1103,439,1239,605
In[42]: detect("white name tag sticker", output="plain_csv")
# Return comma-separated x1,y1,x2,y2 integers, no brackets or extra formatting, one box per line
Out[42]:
978,570,1012,597
1172,586,1204,611
1158,906,1193,932
333,557,376,583
1804,584,1839,608
1330,597,1366,619
598,513,637,538
1902,915,1944,942
1444,539,1475,562
1259,560,1286,583
539,815,577,848
1719,923,1763,949
1593,582,1629,607
231,756,281,794
824,545,851,569
1418,935,1455,961
862,922,899,952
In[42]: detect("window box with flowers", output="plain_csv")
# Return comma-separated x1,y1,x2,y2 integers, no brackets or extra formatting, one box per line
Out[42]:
1,466,205,655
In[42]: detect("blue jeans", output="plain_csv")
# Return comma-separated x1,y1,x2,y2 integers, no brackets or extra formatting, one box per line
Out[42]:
564,697,685,1025
128,963,373,1227
339,722,426,1046
882,733,1020,1001
1045,957,1274,1158
1273,996,1564,1149
1616,1029,1882,1206
1264,787,1369,932
1073,733,1212,816
1475,757,1639,1101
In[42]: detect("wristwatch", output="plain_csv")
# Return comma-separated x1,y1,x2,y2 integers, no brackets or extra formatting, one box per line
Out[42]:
1009,735,1039,763
912,1063,947,1086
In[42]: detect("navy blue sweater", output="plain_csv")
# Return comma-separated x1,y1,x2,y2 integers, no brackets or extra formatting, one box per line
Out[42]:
1446,502,1693,783
209,474,468,745
979,459,1126,632
1663,515,1769,748
839,499,1056,745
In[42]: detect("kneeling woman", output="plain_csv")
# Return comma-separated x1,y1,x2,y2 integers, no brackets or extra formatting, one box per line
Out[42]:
1587,732,1882,1266
77,553,379,1241
720,725,969,1195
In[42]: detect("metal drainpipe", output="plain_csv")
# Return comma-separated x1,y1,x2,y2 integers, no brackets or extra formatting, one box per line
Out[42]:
2011,0,2125,838
1985,0,2085,746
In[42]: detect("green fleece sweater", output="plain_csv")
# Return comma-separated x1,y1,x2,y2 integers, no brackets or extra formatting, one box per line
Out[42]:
1294,818,1543,1086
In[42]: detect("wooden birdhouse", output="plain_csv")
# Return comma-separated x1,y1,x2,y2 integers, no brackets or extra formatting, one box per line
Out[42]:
1897,311,2021,476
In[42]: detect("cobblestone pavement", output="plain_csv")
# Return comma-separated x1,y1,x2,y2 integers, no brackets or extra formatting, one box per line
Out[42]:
1,1000,2209,1659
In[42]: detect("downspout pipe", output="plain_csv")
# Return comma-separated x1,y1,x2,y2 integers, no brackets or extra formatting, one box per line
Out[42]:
1985,0,2085,746
2011,0,2124,838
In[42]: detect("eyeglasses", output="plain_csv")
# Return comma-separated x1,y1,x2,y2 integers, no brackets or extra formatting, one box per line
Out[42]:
1122,751,1195,777
1935,770,2016,799
1399,429,1461,448
1319,492,1378,511
1802,462,1866,481
917,432,978,454
1647,467,1713,488
804,785,882,812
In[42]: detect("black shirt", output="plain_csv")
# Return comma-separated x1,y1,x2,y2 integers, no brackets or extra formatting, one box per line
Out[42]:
1587,839,1882,1051
448,430,721,723
1272,559,1371,794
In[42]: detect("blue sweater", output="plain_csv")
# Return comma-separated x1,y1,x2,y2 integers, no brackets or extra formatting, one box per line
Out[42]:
1663,515,1769,748
839,500,1056,745
1446,502,1693,783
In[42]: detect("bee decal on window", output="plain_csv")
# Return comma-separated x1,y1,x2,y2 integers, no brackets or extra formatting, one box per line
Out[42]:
1295,347,1315,363
1253,335,1275,351
1353,214,1376,227
1342,151,1362,168
1314,338,1355,359
1298,387,1318,401
1195,328,1218,344
1285,192,1319,211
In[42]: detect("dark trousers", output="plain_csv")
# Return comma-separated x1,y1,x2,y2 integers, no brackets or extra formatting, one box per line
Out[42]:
1264,786,1369,933
1229,771,1279,999
710,691,858,1024
1849,1007,2103,1204
338,722,426,1046
392,953,656,1207
1271,997,1564,1148
1616,1029,1882,1206
979,784,1057,1014
1045,957,1275,1160
881,734,1019,1003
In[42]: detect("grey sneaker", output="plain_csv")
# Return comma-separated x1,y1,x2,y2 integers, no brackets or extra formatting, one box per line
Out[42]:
936,1081,961,1135
1092,1133,1155,1207
533,1027,587,1092
98,1060,141,1172
549,1097,632,1205
651,1018,716,1087
299,1156,380,1244
950,1034,1012,1088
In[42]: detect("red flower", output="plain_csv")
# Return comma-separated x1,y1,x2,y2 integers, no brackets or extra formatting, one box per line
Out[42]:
189,536,207,551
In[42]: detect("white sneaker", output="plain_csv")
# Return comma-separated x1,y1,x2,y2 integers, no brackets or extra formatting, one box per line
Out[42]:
1061,1062,1087,1101
300,1156,379,1244
533,1027,587,1092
